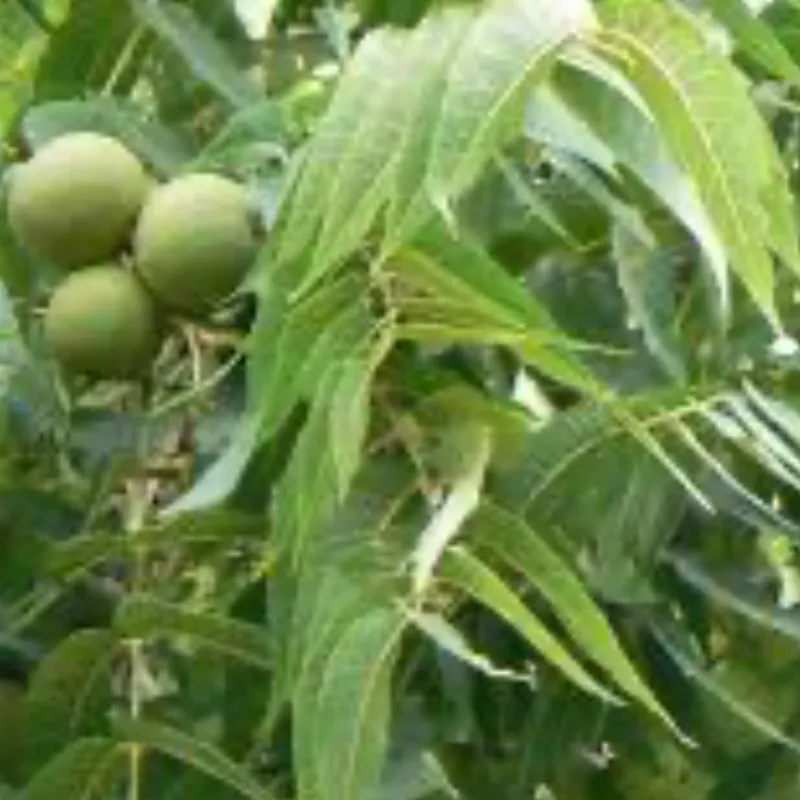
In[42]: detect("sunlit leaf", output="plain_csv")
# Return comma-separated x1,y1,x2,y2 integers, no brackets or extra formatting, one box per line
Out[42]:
276,31,402,267
597,0,800,327
233,0,279,40
649,618,800,754
299,31,408,292
312,608,404,800
427,0,595,212
708,0,800,82
384,9,471,248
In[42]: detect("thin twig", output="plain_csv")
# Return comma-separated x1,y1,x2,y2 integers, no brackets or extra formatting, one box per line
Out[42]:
148,350,242,418
183,324,204,392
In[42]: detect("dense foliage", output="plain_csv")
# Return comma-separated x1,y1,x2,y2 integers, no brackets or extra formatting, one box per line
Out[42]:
6,0,800,797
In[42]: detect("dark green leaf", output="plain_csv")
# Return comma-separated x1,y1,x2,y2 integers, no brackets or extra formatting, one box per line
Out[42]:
117,718,273,800
23,98,191,176
440,547,619,703
21,738,125,800
708,0,800,83
132,0,260,107
469,502,679,732
26,629,117,771
34,0,133,100
612,222,685,380
667,551,800,647
650,618,800,754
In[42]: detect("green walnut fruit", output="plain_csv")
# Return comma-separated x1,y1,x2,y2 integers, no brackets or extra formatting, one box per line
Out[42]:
7,132,149,268
133,172,257,315
44,266,160,379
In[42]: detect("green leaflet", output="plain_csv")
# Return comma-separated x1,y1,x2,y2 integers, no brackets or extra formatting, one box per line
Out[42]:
291,575,381,800
328,325,395,502
274,464,414,748
22,738,125,800
426,0,595,211
132,0,259,108
166,273,368,515
302,31,408,292
546,59,730,325
649,618,800,755
312,608,404,800
26,629,117,772
276,30,402,268
668,550,800,646
273,318,389,563
707,0,800,83
597,0,800,329
0,3,47,136
33,0,132,101
117,718,273,800
440,546,620,704
468,502,680,733
393,219,594,392
385,9,472,248
115,596,271,670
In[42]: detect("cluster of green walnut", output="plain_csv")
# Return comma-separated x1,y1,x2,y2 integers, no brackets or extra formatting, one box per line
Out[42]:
6,132,258,379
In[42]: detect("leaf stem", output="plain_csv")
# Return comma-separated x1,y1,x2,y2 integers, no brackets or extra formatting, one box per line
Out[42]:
148,349,242,418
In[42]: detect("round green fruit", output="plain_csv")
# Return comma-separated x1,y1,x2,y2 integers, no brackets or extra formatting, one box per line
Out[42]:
44,266,160,379
7,132,149,268
134,172,257,315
